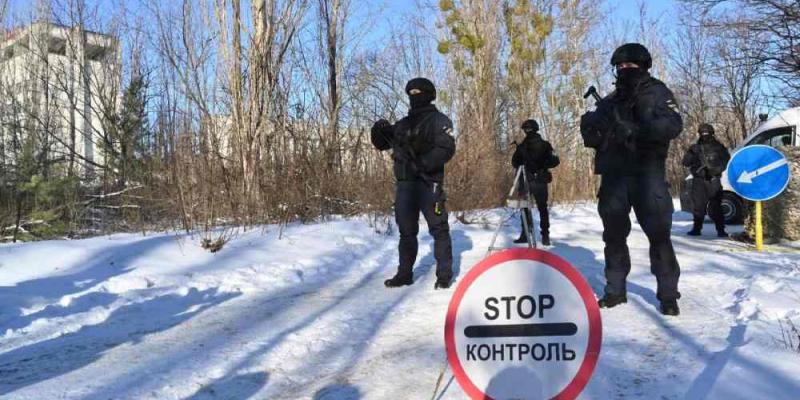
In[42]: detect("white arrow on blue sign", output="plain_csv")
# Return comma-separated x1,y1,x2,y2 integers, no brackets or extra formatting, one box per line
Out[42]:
727,145,791,201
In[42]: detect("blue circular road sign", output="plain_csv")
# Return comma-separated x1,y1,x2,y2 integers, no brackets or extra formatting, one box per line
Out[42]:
727,145,791,201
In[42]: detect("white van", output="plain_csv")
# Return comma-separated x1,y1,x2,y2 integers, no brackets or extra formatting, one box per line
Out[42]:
679,107,800,224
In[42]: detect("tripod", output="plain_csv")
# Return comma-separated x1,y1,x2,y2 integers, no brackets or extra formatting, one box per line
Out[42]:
429,166,537,400
487,165,537,252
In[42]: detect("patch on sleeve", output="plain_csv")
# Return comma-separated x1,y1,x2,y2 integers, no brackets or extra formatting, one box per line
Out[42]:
444,126,453,135
666,98,679,112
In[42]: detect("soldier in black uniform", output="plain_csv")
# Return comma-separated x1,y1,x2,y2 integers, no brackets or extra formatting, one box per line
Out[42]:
511,119,560,246
580,43,684,316
682,123,731,237
370,77,457,290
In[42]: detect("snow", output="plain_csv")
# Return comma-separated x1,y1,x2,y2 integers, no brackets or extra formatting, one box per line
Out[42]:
1,204,799,399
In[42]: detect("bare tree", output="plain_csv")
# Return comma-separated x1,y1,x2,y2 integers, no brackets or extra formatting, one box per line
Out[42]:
686,0,800,103
714,25,763,142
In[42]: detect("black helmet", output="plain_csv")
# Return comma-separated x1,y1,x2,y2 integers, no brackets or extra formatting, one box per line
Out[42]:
610,43,652,70
521,119,539,134
698,123,715,135
405,77,436,99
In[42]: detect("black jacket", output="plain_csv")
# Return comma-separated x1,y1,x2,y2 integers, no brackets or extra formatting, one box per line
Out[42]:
512,134,560,183
580,76,683,177
682,137,730,180
370,104,456,183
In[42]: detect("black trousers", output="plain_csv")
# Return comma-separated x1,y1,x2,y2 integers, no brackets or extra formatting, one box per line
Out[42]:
691,177,725,232
598,175,681,302
520,182,550,237
395,181,453,281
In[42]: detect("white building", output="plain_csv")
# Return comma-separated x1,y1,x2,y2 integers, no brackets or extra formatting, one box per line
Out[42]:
0,22,120,176
200,114,235,160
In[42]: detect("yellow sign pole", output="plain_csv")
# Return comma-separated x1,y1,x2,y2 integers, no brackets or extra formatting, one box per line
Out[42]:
755,200,763,251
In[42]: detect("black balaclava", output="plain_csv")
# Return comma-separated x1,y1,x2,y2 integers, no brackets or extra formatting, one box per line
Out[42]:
521,119,540,137
698,123,715,143
405,77,436,110
611,43,652,98
615,67,650,99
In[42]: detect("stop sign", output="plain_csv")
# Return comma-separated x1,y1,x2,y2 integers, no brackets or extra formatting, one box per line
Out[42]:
444,248,602,399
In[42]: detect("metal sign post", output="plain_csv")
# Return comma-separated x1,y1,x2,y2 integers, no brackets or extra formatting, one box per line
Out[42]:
727,145,791,251
755,201,763,251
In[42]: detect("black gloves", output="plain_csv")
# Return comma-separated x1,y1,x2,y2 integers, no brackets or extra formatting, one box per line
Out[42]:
370,119,393,150
371,119,391,136
580,111,601,132
582,101,639,151
581,99,613,136
580,111,608,149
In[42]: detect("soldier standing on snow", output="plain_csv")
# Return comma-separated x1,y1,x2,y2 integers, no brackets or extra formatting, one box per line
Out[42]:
580,43,684,316
682,123,731,237
370,78,456,290
511,119,560,246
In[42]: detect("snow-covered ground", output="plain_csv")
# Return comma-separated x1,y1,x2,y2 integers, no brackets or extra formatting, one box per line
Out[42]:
1,203,799,399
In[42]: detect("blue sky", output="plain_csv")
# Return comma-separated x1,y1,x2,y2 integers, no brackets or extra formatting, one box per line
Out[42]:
611,0,677,23
6,0,679,40
382,0,679,32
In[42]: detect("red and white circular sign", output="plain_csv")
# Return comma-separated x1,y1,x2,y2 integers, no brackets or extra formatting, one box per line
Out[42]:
445,248,602,400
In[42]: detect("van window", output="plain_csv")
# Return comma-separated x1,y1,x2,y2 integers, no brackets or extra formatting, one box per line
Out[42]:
750,126,796,147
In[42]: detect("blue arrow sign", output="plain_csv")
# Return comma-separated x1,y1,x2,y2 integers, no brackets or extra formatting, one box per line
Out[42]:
727,145,791,201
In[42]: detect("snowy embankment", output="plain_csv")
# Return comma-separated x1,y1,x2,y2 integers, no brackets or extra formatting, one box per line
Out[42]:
1,203,799,399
